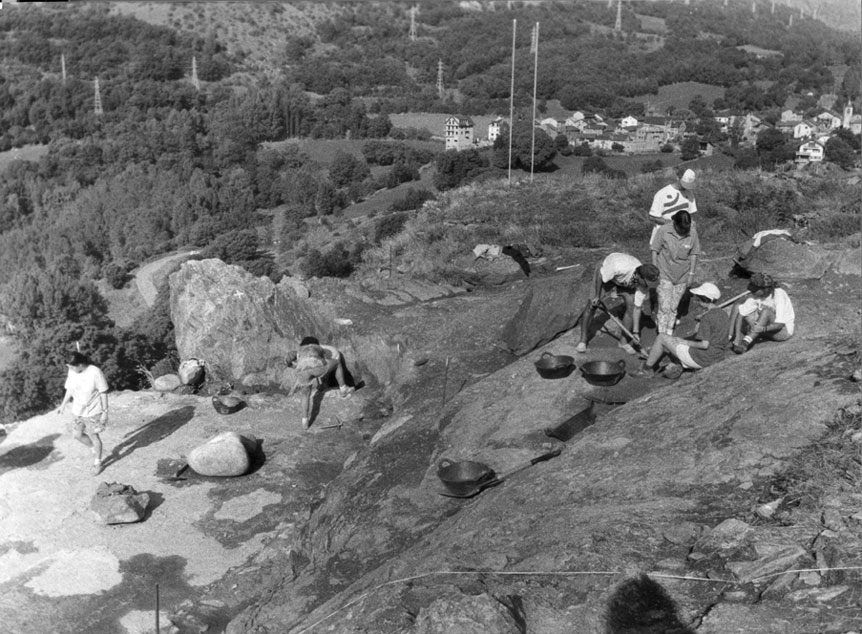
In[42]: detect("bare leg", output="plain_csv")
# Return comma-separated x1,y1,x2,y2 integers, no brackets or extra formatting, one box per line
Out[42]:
86,432,103,462
72,428,93,449
578,302,595,348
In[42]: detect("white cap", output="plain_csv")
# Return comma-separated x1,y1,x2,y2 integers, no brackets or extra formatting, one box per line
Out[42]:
680,169,696,189
690,282,720,301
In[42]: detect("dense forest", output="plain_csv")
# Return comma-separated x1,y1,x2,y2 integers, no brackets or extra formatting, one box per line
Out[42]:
0,1,858,424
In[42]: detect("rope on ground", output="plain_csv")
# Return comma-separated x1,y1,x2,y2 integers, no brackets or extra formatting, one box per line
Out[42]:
290,568,734,634
291,565,862,633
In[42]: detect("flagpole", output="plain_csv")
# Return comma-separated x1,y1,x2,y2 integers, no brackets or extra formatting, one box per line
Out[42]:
508,18,516,187
530,22,539,183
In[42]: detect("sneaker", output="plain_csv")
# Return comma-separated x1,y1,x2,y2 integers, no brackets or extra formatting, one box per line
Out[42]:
633,364,655,377
618,342,637,355
575,342,587,353
662,364,684,379
339,385,354,398
732,343,747,355
92,460,103,476
301,417,310,430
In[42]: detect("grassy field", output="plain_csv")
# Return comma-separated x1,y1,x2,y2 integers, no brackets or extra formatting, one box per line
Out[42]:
634,81,726,113
0,144,49,173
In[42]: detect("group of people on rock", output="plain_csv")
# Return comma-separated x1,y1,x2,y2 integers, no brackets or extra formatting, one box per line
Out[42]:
575,167,795,379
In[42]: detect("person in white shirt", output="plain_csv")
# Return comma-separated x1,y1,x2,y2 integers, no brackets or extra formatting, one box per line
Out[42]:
57,351,110,475
576,253,660,354
728,272,795,354
648,168,698,242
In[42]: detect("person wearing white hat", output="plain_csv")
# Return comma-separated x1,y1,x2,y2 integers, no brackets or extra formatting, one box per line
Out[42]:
635,281,729,378
648,168,698,242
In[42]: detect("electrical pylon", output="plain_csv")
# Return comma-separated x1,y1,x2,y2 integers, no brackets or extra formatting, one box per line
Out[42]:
93,77,103,115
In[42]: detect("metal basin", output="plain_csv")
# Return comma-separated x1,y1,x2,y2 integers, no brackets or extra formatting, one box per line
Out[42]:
437,458,495,496
534,352,576,380
579,359,626,387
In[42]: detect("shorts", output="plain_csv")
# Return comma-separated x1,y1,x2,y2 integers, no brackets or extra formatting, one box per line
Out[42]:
69,415,105,435
673,344,702,370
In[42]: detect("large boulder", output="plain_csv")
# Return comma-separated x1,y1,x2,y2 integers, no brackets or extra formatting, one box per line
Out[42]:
733,237,832,280
170,260,410,390
500,268,588,355
170,260,323,387
187,431,255,477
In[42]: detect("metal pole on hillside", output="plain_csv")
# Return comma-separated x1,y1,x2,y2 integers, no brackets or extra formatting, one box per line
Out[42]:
530,22,539,183
508,18,516,187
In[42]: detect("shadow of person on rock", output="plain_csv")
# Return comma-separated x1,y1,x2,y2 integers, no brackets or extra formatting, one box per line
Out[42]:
605,574,695,634
102,406,195,470
0,433,62,475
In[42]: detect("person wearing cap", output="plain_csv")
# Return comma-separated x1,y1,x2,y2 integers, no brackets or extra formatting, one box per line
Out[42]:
650,209,701,336
728,273,794,354
649,168,698,242
635,282,729,378
576,253,660,354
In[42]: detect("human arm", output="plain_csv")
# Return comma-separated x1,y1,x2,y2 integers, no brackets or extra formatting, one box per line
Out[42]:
57,390,72,414
319,344,343,361
99,392,108,423
590,264,604,307
686,254,698,287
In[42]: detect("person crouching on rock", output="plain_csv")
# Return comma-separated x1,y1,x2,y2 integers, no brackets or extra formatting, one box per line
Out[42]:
728,272,795,354
288,337,353,429
57,351,109,475
576,253,660,354
635,282,729,379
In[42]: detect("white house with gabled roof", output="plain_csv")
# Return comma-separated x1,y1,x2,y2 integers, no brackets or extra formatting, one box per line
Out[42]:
796,140,824,162
444,116,475,151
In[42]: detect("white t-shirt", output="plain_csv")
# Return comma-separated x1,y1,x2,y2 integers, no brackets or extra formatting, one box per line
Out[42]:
649,184,697,220
600,253,647,308
64,365,109,417
738,288,795,335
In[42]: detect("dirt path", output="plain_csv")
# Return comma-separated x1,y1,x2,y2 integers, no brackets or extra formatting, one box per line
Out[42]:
134,252,198,308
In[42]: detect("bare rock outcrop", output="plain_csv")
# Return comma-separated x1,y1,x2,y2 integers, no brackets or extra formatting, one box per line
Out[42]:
169,259,409,390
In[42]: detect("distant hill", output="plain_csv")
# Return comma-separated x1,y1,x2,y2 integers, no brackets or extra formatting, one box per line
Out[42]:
781,0,861,33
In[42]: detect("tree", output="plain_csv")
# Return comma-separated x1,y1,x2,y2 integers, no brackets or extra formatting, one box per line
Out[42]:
680,137,701,161
329,151,370,188
433,149,489,191
825,137,856,169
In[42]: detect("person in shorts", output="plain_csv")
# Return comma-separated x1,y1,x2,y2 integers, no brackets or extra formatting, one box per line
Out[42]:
287,337,353,429
728,272,794,354
576,253,660,354
57,351,109,475
635,282,729,379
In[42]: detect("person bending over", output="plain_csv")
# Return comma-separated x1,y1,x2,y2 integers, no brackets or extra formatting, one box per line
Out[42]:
576,253,659,354
288,336,353,429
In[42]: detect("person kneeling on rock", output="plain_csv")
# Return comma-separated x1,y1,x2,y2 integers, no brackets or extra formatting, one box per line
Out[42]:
635,282,729,379
288,337,353,429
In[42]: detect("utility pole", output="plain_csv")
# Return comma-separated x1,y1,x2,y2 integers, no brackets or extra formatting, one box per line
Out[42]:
436,60,444,100
61,53,66,84
752,1,756,16
191,55,200,91
409,5,417,42
93,77,103,115
614,0,622,32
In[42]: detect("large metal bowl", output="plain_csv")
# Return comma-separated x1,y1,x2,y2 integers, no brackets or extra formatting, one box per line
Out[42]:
534,352,576,379
437,458,496,496
579,359,626,387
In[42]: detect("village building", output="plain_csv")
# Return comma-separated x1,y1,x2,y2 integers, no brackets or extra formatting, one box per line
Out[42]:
843,105,862,135
796,140,824,162
444,115,475,151
488,116,505,143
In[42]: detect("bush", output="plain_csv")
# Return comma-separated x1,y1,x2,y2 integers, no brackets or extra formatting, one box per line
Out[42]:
390,188,436,212
104,262,129,289
299,241,365,279
374,212,409,244
660,143,674,153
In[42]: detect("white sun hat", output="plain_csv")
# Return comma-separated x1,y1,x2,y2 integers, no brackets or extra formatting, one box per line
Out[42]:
680,168,696,189
690,282,720,301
